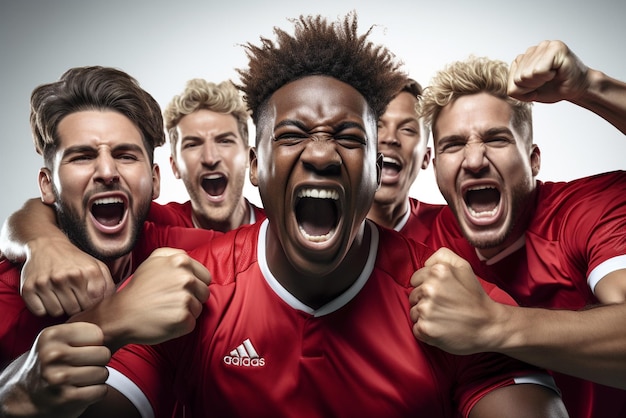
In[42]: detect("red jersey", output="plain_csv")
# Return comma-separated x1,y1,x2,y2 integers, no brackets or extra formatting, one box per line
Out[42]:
395,197,444,243
0,222,215,368
427,171,626,418
148,199,266,228
107,220,555,418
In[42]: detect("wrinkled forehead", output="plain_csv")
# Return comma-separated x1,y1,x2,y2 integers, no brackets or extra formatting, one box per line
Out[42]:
258,76,376,137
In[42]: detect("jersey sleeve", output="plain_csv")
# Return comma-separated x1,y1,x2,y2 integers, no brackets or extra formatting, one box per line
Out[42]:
561,172,626,291
453,350,558,417
147,201,194,228
107,343,177,418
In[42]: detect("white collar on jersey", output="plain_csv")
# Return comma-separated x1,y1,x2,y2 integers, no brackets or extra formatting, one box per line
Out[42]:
393,199,411,232
257,218,380,317
476,234,526,265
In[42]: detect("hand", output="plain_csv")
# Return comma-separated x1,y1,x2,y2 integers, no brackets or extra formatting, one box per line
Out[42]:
508,40,589,103
21,236,115,317
0,322,110,418
409,247,506,355
75,247,212,350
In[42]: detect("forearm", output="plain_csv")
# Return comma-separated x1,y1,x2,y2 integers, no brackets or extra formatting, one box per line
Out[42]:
572,68,626,135
0,199,63,262
494,302,626,389
68,298,130,353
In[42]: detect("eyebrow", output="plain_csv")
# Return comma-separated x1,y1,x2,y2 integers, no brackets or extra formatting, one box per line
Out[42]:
63,143,146,157
437,126,514,143
274,119,366,133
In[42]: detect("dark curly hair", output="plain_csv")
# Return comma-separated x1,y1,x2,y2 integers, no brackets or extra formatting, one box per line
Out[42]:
30,66,165,168
237,12,407,128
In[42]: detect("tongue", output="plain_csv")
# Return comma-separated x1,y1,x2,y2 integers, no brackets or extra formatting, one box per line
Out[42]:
92,203,123,227
296,198,336,236
466,188,499,213
202,177,227,196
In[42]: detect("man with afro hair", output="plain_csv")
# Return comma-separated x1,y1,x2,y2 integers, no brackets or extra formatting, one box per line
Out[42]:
77,13,567,417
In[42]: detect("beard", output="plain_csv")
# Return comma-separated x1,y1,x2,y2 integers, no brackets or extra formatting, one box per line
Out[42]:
458,179,533,251
53,186,150,262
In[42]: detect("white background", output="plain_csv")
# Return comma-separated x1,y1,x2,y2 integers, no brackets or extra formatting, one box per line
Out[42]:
1,0,625,225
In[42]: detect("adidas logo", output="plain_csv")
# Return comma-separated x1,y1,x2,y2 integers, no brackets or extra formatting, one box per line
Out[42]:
223,338,266,367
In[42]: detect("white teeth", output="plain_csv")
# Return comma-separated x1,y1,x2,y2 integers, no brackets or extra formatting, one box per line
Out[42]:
204,174,224,180
298,226,335,242
467,185,496,192
297,188,339,200
93,197,123,205
468,207,498,218
382,156,400,166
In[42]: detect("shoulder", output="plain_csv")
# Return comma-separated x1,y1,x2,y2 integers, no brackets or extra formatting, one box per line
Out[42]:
188,223,261,285
375,224,434,287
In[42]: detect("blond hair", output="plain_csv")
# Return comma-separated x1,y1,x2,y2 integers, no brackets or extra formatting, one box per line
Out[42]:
164,79,250,154
419,56,533,145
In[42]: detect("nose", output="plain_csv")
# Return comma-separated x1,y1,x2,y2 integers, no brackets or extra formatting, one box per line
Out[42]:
378,125,400,147
462,141,489,174
201,141,221,167
301,137,341,175
94,153,120,185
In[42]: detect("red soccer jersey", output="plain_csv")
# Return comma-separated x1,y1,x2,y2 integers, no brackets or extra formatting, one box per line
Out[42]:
148,199,266,228
107,220,554,418
394,197,444,244
426,171,626,418
0,222,215,368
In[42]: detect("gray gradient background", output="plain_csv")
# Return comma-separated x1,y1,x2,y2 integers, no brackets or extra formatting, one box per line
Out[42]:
1,0,625,225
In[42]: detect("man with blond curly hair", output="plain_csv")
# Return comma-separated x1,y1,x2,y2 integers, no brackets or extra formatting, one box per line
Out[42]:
150,78,265,231
409,41,626,418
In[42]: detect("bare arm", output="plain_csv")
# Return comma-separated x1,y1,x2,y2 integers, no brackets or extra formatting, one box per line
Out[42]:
69,247,211,352
0,198,113,317
508,40,626,134
79,387,139,418
0,198,59,262
410,248,626,389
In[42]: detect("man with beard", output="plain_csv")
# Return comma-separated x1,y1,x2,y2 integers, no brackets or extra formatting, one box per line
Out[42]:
0,66,213,417
73,13,566,418
0,78,263,318
367,78,441,242
409,40,626,418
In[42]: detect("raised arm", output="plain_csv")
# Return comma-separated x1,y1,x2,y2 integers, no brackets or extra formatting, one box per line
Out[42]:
508,39,626,134
0,198,113,317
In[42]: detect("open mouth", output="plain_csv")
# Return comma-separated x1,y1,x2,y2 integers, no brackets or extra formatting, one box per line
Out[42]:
464,186,500,218
381,156,402,178
202,174,227,197
91,197,126,227
295,188,340,242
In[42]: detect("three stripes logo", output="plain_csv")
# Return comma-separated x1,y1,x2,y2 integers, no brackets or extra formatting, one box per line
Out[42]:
223,338,266,367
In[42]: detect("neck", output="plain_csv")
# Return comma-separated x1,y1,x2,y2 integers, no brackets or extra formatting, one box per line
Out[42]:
367,199,407,230
265,221,372,310
193,199,250,232
106,253,133,285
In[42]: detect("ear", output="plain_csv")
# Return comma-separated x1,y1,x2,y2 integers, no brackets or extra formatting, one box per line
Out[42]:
249,147,259,187
375,152,383,190
530,144,541,177
151,163,161,200
169,155,181,180
421,147,432,170
38,168,56,204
